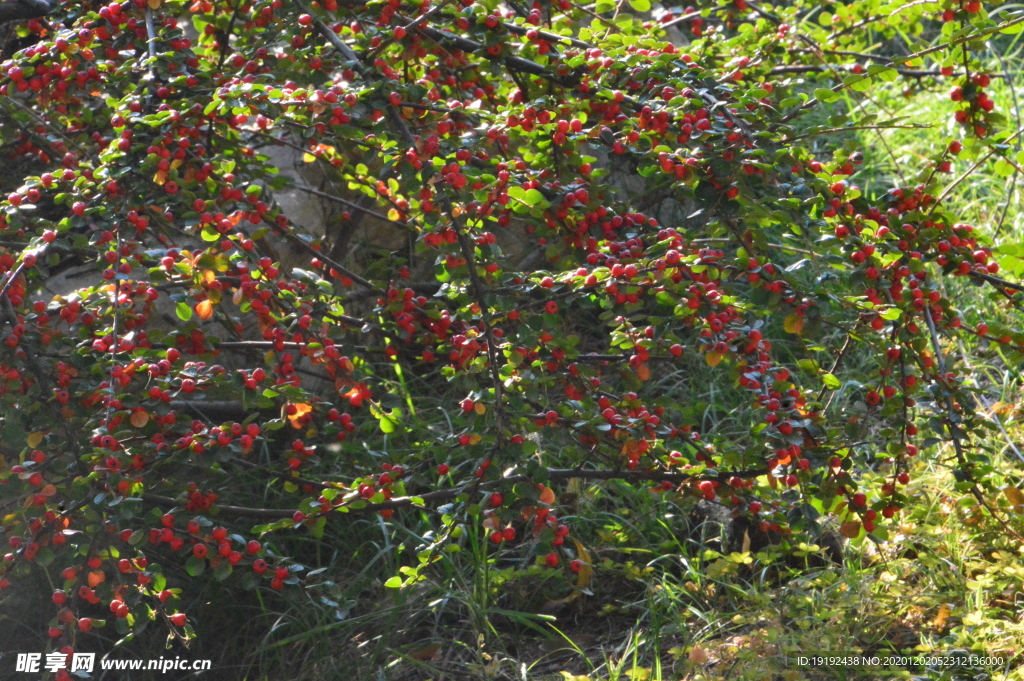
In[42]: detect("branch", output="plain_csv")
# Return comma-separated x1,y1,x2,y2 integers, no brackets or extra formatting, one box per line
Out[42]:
142,466,768,519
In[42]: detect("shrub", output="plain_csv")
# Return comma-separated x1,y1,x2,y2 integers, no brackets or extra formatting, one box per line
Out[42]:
0,0,1021,666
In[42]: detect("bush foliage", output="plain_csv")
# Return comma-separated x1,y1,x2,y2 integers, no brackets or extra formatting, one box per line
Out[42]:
1,0,1023,668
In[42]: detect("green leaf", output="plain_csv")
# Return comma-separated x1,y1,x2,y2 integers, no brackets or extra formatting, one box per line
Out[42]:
797,358,819,373
628,0,650,9
384,576,402,588
185,556,206,577
843,74,872,92
815,88,840,103
822,373,841,390
213,560,233,581
175,302,193,321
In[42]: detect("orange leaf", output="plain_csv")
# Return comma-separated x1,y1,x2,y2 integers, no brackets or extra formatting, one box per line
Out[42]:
784,314,804,334
705,351,722,367
474,402,487,415
287,403,313,428
538,485,556,505
130,411,150,428
195,299,214,321
636,362,651,381
40,484,57,497
88,570,106,588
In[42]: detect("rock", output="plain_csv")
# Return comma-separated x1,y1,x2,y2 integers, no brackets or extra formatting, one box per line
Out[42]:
688,500,844,566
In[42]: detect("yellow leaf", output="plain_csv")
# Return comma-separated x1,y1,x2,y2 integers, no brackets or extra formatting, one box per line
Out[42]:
705,351,722,367
26,432,43,448
171,159,183,169
784,314,804,334
195,299,214,321
474,402,487,415
130,411,150,428
932,603,951,629
147,0,161,7
1004,486,1024,513
538,485,556,505
468,433,482,445
302,153,317,163
572,538,593,589
153,170,167,185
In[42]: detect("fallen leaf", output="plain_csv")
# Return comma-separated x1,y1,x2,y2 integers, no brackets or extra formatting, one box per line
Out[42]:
408,646,441,661
839,520,861,538
932,603,951,629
